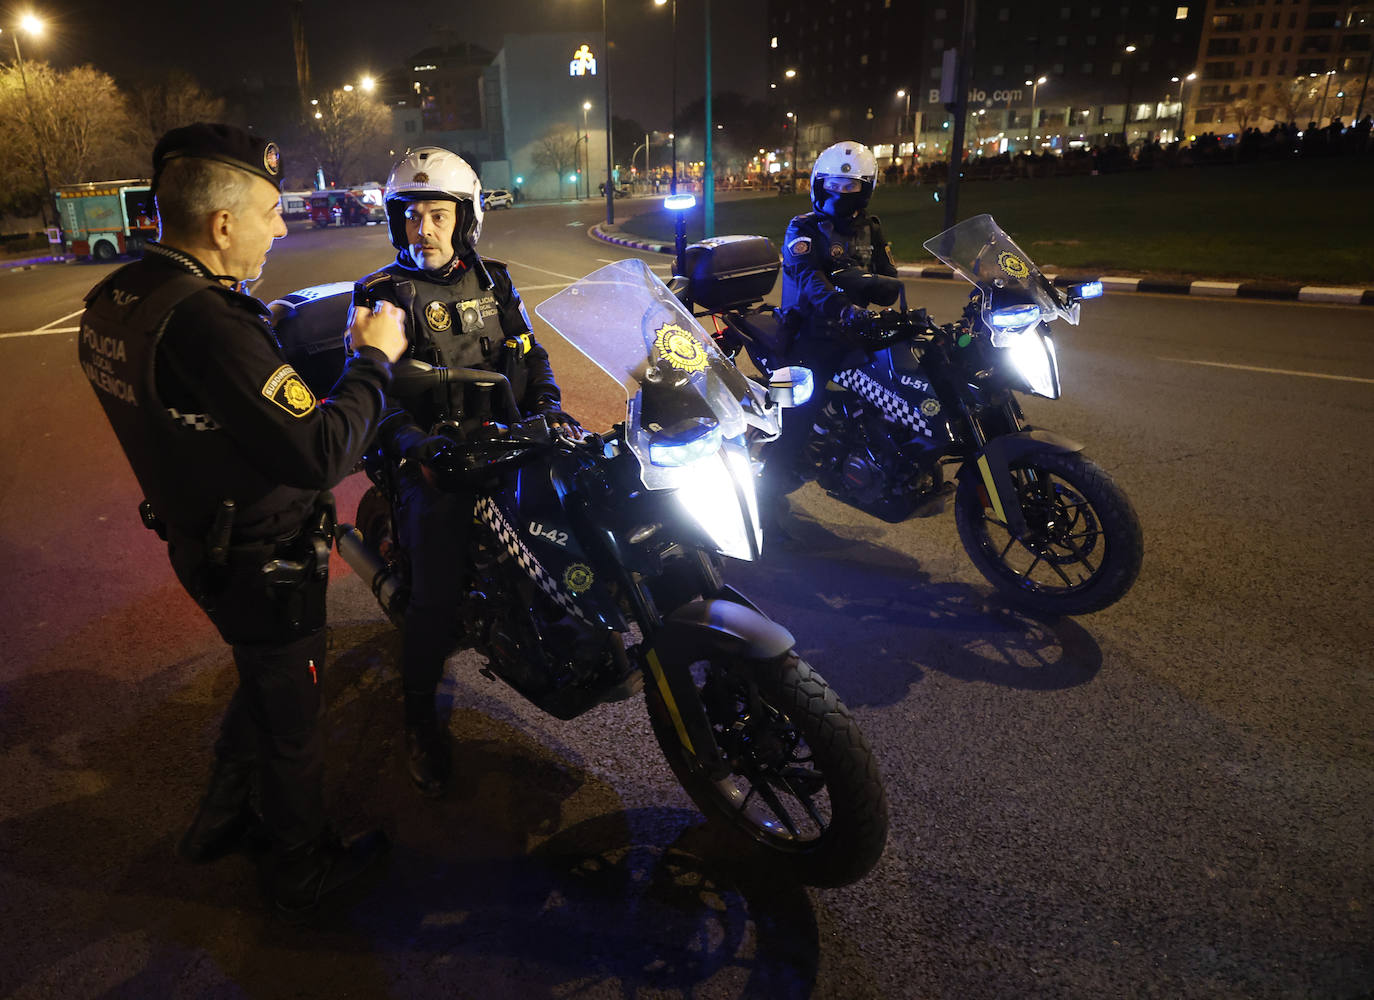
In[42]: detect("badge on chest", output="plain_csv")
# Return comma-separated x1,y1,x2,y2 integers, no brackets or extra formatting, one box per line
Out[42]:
424,300,452,332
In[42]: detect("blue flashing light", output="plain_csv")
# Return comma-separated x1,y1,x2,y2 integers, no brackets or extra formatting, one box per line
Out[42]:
663,193,696,211
1078,280,1104,299
648,418,722,467
989,304,1042,328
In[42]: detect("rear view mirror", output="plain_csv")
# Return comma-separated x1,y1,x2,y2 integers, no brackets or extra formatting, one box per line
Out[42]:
767,366,814,408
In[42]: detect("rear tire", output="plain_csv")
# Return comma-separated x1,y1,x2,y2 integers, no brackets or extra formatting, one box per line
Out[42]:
646,651,888,887
92,240,117,261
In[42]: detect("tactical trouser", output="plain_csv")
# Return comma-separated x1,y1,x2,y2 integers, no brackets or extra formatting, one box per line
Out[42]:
168,511,332,850
394,467,474,730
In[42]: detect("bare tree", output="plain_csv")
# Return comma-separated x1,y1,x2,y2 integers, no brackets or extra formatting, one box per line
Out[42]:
0,61,136,218
1227,97,1262,131
532,126,582,197
303,88,391,187
1266,77,1310,126
125,71,228,153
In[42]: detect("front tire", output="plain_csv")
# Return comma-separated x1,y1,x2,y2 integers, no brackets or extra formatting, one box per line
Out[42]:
646,651,888,887
955,447,1142,616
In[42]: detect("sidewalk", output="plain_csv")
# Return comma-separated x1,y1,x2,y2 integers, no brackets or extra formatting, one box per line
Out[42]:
591,223,1374,307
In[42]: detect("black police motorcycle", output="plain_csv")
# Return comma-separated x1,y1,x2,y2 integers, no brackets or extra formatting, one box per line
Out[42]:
271,259,888,887
688,214,1143,617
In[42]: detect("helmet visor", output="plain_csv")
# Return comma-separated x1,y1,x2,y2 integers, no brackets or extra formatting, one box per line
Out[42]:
821,176,865,194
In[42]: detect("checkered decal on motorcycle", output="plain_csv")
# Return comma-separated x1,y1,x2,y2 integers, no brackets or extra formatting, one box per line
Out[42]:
473,495,594,624
833,368,933,437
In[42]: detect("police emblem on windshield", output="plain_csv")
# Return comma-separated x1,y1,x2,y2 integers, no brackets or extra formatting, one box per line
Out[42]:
261,365,317,417
425,300,452,332
653,321,709,373
998,252,1029,279
263,142,281,176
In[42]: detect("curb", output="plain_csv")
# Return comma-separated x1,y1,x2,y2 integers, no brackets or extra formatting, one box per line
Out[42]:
590,225,1374,307
0,254,73,273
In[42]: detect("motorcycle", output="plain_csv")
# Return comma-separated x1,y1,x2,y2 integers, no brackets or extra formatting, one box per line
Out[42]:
687,214,1143,617
270,259,889,887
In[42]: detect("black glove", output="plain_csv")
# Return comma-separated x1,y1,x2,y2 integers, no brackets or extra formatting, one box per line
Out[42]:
541,407,586,442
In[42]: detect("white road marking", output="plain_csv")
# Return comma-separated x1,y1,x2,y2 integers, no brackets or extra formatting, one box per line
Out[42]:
1,327,80,339
38,309,84,330
1159,357,1374,384
502,258,584,281
596,258,671,270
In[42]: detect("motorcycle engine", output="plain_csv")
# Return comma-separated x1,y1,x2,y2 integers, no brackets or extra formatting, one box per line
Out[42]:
840,452,887,505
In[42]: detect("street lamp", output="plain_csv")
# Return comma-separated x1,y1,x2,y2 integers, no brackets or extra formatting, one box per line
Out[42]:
786,111,799,190
1172,71,1197,141
1025,76,1047,150
1121,44,1137,147
3,14,56,229
582,100,593,200
1317,69,1337,125
653,0,679,193
896,89,911,165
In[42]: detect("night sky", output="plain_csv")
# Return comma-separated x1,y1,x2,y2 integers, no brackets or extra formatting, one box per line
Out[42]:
29,0,768,132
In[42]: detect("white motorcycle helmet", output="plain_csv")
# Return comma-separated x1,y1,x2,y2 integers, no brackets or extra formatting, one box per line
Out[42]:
810,141,879,224
384,146,484,255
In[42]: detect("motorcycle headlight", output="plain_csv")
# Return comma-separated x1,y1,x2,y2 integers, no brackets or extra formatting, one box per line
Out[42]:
649,417,723,467
671,439,761,561
1001,324,1061,399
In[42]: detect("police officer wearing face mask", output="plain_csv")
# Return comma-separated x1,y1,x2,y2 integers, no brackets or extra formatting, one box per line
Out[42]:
764,141,899,522
354,147,578,797
76,123,408,912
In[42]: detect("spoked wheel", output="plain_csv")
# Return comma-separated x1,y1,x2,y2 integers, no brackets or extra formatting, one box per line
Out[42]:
955,447,1142,616
646,651,888,887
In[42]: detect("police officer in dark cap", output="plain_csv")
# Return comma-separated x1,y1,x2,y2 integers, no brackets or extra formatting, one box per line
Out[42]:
76,122,408,912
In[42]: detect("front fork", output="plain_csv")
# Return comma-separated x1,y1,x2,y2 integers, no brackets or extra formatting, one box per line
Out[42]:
622,549,790,781
959,399,1083,538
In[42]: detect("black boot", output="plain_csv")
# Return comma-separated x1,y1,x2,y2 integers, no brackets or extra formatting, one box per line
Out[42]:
403,691,451,798
405,723,452,798
269,827,390,914
178,759,260,863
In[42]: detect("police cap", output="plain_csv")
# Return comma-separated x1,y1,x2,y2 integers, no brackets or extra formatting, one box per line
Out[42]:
151,122,283,195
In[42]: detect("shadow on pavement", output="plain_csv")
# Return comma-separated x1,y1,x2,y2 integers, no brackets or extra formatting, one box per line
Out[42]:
0,623,821,999
725,517,1104,707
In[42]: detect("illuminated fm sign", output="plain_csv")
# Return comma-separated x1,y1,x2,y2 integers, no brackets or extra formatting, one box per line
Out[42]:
570,44,597,76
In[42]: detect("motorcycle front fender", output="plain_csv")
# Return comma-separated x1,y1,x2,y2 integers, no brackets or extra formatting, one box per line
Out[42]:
644,597,796,780
961,428,1084,536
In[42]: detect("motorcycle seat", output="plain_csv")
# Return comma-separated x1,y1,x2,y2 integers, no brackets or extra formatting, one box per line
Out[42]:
738,309,795,360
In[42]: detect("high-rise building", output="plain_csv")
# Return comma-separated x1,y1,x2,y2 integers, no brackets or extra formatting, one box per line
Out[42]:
767,0,1206,160
1190,0,1373,135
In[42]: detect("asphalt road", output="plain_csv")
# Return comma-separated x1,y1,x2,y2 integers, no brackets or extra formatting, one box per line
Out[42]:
1,200,1371,1000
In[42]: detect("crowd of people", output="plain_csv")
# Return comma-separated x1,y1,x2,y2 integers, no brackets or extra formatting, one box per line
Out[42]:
881,114,1373,185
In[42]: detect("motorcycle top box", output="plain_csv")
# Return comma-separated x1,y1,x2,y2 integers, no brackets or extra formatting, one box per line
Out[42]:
268,282,354,397
678,235,781,312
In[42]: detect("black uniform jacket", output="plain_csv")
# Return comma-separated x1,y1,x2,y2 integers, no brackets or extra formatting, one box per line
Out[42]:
78,243,393,543
357,251,560,459
779,211,897,323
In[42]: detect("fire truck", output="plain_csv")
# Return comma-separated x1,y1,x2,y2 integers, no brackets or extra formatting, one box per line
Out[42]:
53,179,157,261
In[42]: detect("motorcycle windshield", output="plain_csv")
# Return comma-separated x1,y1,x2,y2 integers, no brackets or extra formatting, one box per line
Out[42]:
922,214,1080,326
535,259,777,488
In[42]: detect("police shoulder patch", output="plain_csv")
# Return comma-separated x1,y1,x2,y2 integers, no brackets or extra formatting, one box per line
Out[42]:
261,364,317,418
786,236,812,257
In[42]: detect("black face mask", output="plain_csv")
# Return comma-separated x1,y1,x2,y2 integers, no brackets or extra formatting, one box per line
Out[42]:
822,191,871,230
